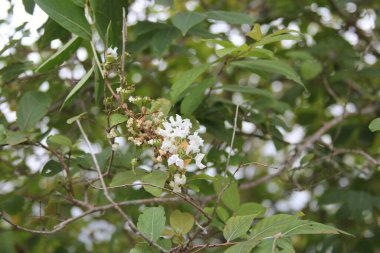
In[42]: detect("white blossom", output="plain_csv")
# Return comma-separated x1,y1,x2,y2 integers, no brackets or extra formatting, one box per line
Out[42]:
168,154,184,168
169,181,182,193
106,47,118,60
195,153,206,169
174,173,186,185
186,132,204,154
157,114,192,139
161,139,177,153
107,128,117,139
111,142,119,151
78,220,116,251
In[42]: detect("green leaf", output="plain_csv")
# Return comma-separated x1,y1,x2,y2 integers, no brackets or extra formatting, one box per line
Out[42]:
223,215,254,242
22,0,35,15
247,24,262,41
89,0,129,46
110,169,148,187
0,195,25,215
235,203,266,217
47,134,72,148
214,178,240,211
0,62,33,83
94,63,104,105
3,131,31,145
170,210,194,234
255,34,300,46
151,27,181,57
137,206,166,242
180,77,215,115
170,63,210,103
172,12,205,36
300,60,322,80
35,0,91,40
369,118,380,132
220,85,272,98
130,243,158,253
250,214,298,241
244,48,274,59
0,125,5,144
36,36,82,73
224,240,260,253
188,173,216,182
149,99,171,116
41,160,63,177
206,11,254,25
61,65,94,110
17,91,52,131
231,60,304,88
66,112,87,124
110,113,129,126
216,206,230,222
142,170,168,197
216,47,240,58
281,220,350,237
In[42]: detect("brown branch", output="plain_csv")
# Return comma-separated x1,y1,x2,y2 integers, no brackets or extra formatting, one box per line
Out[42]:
240,106,376,190
0,197,180,235
76,120,167,252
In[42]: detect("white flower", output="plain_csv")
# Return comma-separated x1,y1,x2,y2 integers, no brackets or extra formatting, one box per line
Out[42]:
169,181,182,193
78,220,116,251
107,128,117,139
161,139,177,153
186,132,204,154
174,173,186,185
168,154,184,168
195,153,206,169
157,114,192,139
111,142,119,151
116,87,122,94
106,47,118,60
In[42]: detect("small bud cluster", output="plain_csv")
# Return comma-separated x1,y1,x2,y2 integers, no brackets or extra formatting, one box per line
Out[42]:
126,110,165,147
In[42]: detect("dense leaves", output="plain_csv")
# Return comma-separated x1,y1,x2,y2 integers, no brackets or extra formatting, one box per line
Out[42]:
0,0,379,252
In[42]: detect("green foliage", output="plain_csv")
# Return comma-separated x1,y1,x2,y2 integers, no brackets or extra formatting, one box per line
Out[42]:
231,60,304,88
142,170,168,197
214,178,241,211
369,118,380,132
137,206,166,243
170,63,210,103
61,65,94,109
172,12,205,36
169,210,194,234
35,0,91,39
1,0,377,252
16,91,52,131
36,36,82,73
41,160,63,177
223,215,254,241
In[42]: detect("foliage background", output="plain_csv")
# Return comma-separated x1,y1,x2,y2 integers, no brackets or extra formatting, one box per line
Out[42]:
0,0,380,252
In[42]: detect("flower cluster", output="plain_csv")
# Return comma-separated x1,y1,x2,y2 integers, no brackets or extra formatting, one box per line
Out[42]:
156,114,206,193
105,47,118,62
78,220,116,251
126,110,164,146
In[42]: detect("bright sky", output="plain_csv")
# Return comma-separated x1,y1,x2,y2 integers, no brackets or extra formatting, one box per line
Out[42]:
0,0,47,50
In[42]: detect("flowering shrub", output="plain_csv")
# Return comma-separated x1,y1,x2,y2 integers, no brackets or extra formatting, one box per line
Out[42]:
4,0,380,252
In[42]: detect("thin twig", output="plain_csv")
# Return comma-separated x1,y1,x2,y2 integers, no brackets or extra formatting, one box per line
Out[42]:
76,120,167,252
